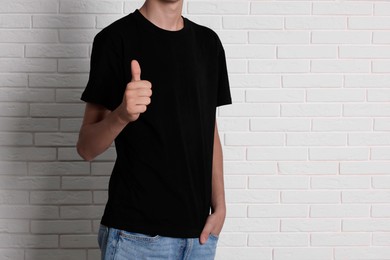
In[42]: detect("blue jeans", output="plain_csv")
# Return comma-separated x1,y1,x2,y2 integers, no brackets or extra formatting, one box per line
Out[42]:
98,224,219,260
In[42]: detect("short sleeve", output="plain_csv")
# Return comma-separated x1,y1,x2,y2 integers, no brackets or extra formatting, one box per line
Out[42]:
216,36,232,107
80,31,124,111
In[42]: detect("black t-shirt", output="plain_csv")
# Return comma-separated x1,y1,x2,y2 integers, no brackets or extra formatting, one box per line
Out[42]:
81,9,232,238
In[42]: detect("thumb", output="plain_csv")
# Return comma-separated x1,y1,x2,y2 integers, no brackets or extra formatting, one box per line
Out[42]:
131,59,141,82
199,222,212,245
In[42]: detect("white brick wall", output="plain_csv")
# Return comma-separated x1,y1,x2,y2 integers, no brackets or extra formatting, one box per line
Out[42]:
0,0,389,259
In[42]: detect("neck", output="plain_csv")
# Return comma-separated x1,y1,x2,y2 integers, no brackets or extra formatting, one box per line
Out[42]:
139,0,184,31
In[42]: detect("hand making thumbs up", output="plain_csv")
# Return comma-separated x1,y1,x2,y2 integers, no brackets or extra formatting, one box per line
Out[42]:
118,60,152,123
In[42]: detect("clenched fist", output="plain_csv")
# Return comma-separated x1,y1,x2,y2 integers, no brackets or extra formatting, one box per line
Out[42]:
118,60,152,123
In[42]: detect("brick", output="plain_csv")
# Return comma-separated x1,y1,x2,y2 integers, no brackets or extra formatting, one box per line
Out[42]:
372,61,390,73
0,162,27,175
251,118,310,132
60,0,122,14
281,219,340,232
313,2,372,15
373,31,390,43
335,247,390,260
281,104,341,117
0,103,28,116
0,58,56,72
59,29,100,43
349,133,390,146
312,118,372,131
312,233,369,246
343,191,390,203
372,176,390,188
0,0,57,13
309,147,368,161
35,133,78,146
340,45,390,58
33,15,95,28
0,205,58,219
28,162,90,176
249,176,308,189
283,74,342,88
373,233,390,246
26,44,89,58
281,191,340,203
274,248,332,260
216,233,246,247
224,161,276,175
251,2,310,15
0,176,60,190
30,191,92,204
310,205,369,218
278,161,338,175
58,147,116,161
278,45,336,58
349,17,390,29
311,176,370,189
248,233,308,247
60,118,83,132
0,190,29,204
246,89,303,102
286,16,346,29
29,74,88,87
223,218,278,232
311,60,369,73
0,30,58,43
312,31,371,44
60,206,104,219
249,60,309,73
343,219,390,232
226,204,246,218
96,15,125,29
250,31,310,44
60,234,98,248
286,133,347,146
371,147,390,160
188,2,248,15
225,133,284,146
0,15,30,28
372,205,390,217
374,118,390,131
230,74,280,88
368,89,390,101
219,103,279,117
0,147,56,161
25,249,86,260
306,89,365,102
225,190,278,203
223,16,283,30
56,89,84,102
225,45,275,59
31,220,91,234
58,59,90,73
0,234,58,248
0,118,58,131
217,248,271,260
248,205,307,218
0,88,54,102
0,249,24,260
0,132,32,145
248,147,307,161
62,176,109,190
0,73,27,87
344,104,390,117
93,191,107,204
30,104,85,117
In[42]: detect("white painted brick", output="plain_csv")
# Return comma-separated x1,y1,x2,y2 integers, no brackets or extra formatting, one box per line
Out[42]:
287,133,347,146
0,191,29,204
349,133,390,146
60,0,122,14
335,247,390,260
58,147,116,161
371,147,390,160
247,89,303,102
0,88,55,102
60,118,83,132
283,74,342,88
341,161,390,175
251,2,310,15
0,58,57,72
372,60,390,73
250,31,310,44
349,16,390,29
26,44,89,58
123,1,143,14
93,191,107,204
313,2,372,15
0,118,58,131
0,162,27,175
281,219,340,232
344,104,390,117
29,74,88,87
375,118,390,131
0,132,32,146
311,60,369,73
56,89,84,103
0,205,58,219
223,16,283,30
226,204,247,218
185,15,221,30
274,248,333,260
375,3,390,15
281,104,341,117
25,249,86,260
62,176,109,190
214,30,247,44
368,89,390,101
33,15,95,28
372,176,390,189
226,190,278,203
373,31,390,43
248,233,308,247
286,16,346,29
278,161,338,175
28,162,90,176
0,176,59,190
87,249,100,260
60,234,98,248
281,191,340,203
312,233,370,246
340,45,390,58
225,45,274,59
58,59,90,73
225,175,246,189
0,234,58,248
0,15,31,28
312,118,372,131
59,29,100,43
251,118,310,131
0,73,27,87
249,60,309,73
310,205,369,218
216,117,248,131
311,176,370,189
312,31,371,44
0,249,24,260
345,74,390,88
217,233,246,247
249,176,309,189
343,191,390,203
373,233,390,246
230,74,280,88
216,247,271,260
30,104,85,117
306,89,365,102
91,162,115,175
0,147,56,161
0,44,24,57
0,0,58,13
224,161,276,175
223,218,278,232
343,219,390,232
309,147,368,161
0,29,58,43
60,205,104,219
225,133,284,146
248,147,307,161
30,191,92,204
278,45,336,58
96,14,126,29
188,2,248,15
219,103,279,117
372,205,390,217
248,205,307,218
31,220,91,234
35,133,78,146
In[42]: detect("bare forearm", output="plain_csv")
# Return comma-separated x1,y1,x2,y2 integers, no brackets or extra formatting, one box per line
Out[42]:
211,122,226,215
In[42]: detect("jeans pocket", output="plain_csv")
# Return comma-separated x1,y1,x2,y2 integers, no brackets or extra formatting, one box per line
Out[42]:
119,229,160,243
209,233,219,240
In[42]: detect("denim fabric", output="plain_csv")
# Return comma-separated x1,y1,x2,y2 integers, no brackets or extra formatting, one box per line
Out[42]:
97,224,219,260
